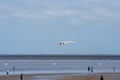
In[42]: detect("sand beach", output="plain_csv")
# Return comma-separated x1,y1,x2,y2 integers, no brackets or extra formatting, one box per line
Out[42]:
0,73,120,80
58,73,120,80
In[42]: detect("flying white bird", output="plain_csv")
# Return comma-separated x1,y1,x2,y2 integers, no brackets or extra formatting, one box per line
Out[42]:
59,41,75,45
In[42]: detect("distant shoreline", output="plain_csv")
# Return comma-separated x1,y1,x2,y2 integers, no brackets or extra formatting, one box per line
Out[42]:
0,54,120,60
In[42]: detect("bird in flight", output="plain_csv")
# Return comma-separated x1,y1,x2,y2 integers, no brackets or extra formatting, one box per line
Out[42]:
59,41,75,45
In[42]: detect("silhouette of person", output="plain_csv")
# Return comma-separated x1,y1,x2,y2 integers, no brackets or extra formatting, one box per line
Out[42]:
100,75,104,80
20,73,23,80
6,68,9,75
113,67,115,72
91,67,93,72
88,66,90,72
13,66,15,71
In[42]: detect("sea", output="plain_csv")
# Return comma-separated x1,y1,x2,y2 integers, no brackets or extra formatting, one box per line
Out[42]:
0,59,120,75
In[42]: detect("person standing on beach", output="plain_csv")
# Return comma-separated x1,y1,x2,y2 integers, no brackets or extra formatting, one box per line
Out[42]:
100,75,104,80
113,67,115,72
13,66,16,71
91,66,93,72
6,68,9,75
88,66,90,72
20,73,24,80
5,62,9,75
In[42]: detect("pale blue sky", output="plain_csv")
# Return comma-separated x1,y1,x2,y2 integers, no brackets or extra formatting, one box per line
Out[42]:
0,0,120,55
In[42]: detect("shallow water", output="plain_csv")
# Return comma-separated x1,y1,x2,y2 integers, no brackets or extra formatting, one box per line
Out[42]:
0,59,120,75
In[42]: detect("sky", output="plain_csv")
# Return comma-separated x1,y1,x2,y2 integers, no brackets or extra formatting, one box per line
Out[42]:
0,0,120,55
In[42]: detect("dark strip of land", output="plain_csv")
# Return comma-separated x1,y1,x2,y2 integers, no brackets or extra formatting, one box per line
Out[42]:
0,54,120,60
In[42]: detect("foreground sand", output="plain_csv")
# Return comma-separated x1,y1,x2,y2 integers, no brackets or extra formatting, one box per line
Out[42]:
58,73,120,80
0,74,36,80
0,73,120,80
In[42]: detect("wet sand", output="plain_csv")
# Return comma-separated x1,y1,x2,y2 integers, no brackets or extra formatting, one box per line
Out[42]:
0,74,35,80
0,73,120,80
58,73,120,80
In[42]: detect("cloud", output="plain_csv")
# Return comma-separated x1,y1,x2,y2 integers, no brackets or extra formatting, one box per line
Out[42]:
79,0,120,22
79,7,120,21
0,0,120,22
43,9,79,17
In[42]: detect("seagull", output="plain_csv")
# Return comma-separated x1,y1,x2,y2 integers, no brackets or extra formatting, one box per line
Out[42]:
59,41,75,45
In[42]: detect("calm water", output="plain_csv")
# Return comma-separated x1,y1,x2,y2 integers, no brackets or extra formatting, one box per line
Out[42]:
0,59,120,75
